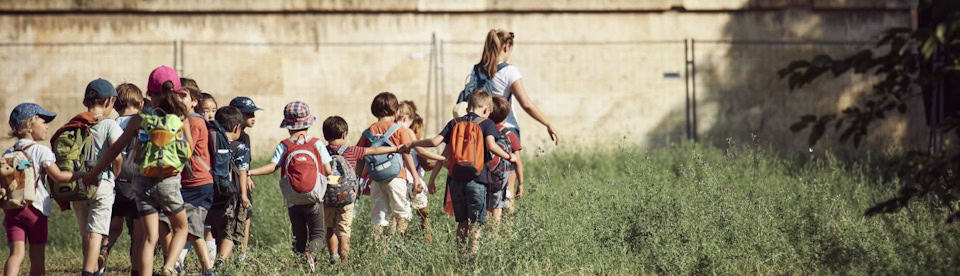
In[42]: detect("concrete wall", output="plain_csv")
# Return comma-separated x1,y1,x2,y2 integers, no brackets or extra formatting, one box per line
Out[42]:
0,1,921,157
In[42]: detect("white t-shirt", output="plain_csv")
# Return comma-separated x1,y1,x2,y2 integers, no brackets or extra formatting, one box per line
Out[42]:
489,64,523,129
270,136,333,167
90,118,124,183
5,139,55,216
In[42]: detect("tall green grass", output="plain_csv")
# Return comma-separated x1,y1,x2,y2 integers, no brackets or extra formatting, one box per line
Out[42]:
4,143,960,275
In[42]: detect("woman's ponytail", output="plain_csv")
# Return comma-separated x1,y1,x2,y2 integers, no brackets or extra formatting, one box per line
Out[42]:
480,29,504,78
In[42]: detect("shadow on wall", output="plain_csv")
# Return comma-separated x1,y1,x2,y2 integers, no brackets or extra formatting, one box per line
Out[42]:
645,6,926,154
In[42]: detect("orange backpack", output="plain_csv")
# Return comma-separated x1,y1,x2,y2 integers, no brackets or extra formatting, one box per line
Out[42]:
446,117,487,182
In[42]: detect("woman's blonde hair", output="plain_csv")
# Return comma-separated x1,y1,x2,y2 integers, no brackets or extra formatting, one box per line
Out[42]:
478,29,515,78
8,116,40,139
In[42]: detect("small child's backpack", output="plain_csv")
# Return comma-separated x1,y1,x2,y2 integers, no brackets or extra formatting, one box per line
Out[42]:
115,115,140,203
486,128,513,193
279,136,327,206
136,108,192,178
324,145,359,208
49,112,100,202
362,124,403,182
0,144,38,209
207,120,236,202
446,116,487,182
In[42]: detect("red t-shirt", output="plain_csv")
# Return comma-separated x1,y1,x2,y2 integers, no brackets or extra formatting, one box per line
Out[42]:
327,144,367,169
356,121,413,179
182,116,213,187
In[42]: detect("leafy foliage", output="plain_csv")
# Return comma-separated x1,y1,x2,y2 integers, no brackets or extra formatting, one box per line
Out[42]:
779,0,960,219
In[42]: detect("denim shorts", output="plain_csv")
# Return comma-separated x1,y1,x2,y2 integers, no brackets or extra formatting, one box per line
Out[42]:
448,177,487,225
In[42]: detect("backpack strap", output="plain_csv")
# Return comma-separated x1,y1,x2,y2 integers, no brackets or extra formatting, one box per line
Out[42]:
497,62,510,71
381,124,401,145
337,145,348,156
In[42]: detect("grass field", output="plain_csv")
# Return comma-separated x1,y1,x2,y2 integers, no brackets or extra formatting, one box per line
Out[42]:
3,143,960,275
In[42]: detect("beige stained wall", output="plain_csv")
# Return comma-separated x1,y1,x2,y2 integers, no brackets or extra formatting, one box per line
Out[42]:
0,1,920,157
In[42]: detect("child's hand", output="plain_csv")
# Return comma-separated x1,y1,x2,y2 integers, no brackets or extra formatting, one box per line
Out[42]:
428,182,437,194
516,184,524,200
413,180,424,194
248,176,256,189
81,172,97,187
241,195,251,209
397,144,411,154
508,153,518,163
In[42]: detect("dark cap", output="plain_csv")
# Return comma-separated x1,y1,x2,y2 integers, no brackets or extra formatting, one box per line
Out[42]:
85,78,117,99
229,97,262,114
9,103,56,129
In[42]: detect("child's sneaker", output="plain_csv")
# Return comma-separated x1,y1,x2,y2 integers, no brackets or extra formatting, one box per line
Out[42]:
329,253,340,264
213,258,225,271
201,269,216,276
174,262,186,276
237,253,248,263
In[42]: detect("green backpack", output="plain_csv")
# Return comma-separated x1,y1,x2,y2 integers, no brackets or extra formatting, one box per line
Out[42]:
136,108,192,178
49,112,99,202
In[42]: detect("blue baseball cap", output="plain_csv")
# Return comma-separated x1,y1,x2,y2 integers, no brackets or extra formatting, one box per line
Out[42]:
85,78,117,99
229,97,262,114
9,103,56,129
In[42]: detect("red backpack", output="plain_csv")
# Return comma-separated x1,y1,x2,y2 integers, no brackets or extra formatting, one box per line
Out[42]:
279,137,328,206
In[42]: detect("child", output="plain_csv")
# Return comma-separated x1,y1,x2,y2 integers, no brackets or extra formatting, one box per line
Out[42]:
98,83,146,275
197,92,218,260
228,96,261,262
70,78,124,276
206,106,250,269
413,90,516,255
321,116,405,263
396,101,444,243
486,96,523,224
355,92,424,239
158,78,215,275
198,93,217,121
83,65,196,276
249,101,332,272
4,103,77,276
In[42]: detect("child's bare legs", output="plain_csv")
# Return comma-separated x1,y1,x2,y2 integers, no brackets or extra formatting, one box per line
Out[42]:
131,218,143,274
27,243,44,276
506,173,518,215
81,232,105,273
162,211,189,274
140,213,160,276
5,241,25,276
416,208,433,243
216,239,236,261
101,216,125,263
158,221,172,260
339,235,350,261
326,228,338,257
455,221,481,256
189,236,213,271
240,218,250,259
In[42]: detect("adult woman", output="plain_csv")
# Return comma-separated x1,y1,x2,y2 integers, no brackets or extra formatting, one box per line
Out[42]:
462,29,559,146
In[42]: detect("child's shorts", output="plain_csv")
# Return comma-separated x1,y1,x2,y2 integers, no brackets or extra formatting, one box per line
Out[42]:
407,180,429,210
208,198,248,244
72,179,116,236
448,178,487,225
136,175,185,217
486,173,512,210
4,205,47,244
323,203,355,238
160,184,212,238
370,178,412,226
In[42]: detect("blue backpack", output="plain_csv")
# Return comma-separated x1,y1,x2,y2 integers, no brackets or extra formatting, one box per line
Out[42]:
206,120,236,201
456,62,510,103
362,124,403,181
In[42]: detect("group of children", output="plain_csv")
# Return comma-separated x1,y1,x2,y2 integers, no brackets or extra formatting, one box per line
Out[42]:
1,64,528,275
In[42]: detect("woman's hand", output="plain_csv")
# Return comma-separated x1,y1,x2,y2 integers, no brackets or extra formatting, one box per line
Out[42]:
547,125,559,146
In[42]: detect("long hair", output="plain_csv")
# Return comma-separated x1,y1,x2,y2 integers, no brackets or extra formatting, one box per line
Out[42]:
478,29,515,78
151,81,190,117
